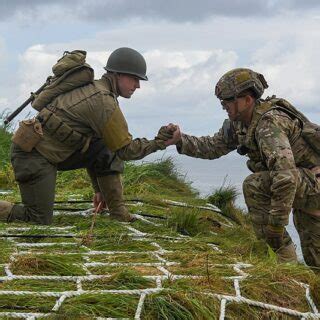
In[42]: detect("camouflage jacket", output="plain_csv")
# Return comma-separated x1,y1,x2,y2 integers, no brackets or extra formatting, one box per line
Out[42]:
177,98,320,226
36,73,165,163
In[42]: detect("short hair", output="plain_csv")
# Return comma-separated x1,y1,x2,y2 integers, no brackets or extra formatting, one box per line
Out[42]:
239,89,258,99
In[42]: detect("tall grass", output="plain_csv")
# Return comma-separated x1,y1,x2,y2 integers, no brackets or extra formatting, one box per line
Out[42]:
207,183,246,225
123,157,196,198
0,111,12,167
207,184,238,209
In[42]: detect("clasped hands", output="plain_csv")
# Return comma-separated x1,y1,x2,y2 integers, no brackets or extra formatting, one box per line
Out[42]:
155,123,182,146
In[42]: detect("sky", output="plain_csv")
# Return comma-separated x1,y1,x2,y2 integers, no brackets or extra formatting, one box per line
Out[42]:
1,0,320,140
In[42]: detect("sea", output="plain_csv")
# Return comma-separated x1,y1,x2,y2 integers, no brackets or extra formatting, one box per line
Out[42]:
141,148,303,260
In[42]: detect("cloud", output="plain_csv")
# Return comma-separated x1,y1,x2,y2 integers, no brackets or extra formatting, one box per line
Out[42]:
2,9,320,137
251,19,320,113
16,45,59,103
10,45,236,136
1,0,320,24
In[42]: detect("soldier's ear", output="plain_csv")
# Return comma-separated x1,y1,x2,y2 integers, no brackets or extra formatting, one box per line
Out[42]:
245,94,255,107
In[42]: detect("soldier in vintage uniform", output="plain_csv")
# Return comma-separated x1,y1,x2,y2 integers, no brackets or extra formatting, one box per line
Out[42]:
0,47,172,225
165,68,320,267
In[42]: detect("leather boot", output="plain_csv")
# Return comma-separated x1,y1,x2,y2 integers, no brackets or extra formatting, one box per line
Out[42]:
0,201,13,222
97,174,135,222
276,242,298,263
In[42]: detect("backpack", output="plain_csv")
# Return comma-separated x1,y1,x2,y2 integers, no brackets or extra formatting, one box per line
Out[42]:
31,50,94,111
265,97,320,155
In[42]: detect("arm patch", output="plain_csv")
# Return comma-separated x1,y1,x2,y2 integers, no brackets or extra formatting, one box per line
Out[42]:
103,105,132,151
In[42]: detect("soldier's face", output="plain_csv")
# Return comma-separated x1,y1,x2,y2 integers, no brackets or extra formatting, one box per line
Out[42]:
221,98,243,121
117,74,140,98
221,95,253,122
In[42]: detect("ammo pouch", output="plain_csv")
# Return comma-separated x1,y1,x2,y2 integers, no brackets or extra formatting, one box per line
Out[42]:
12,118,43,152
39,108,90,153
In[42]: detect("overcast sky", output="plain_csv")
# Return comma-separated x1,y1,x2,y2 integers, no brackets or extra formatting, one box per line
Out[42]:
1,0,320,140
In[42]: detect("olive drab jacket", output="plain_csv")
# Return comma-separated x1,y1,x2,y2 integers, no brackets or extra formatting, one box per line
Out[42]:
177,98,320,227
36,74,165,163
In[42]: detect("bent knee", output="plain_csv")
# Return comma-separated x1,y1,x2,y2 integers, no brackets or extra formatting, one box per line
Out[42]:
243,171,271,197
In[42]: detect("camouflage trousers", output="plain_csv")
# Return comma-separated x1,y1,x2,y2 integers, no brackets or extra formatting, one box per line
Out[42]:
243,168,320,268
10,139,124,225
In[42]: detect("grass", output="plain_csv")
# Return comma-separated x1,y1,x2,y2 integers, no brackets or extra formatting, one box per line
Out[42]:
142,291,221,319
0,279,76,291
123,157,197,198
207,183,248,225
163,277,235,296
0,124,319,319
0,239,14,264
0,295,56,313
11,253,86,276
207,184,239,209
0,112,13,167
82,269,154,290
54,294,139,318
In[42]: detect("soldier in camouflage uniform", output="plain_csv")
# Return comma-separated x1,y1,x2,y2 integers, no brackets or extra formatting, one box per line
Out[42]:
0,47,173,225
164,68,320,268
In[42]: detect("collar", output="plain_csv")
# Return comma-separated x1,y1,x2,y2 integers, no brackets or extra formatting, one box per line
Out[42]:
102,73,120,97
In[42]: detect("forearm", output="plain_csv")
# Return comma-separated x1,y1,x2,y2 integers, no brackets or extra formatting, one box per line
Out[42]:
177,133,234,159
116,138,166,161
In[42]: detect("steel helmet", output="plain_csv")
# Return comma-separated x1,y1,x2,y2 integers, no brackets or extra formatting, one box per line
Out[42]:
215,68,268,100
105,47,148,80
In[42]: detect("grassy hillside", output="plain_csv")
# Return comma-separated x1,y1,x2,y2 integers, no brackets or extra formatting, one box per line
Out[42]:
0,122,319,319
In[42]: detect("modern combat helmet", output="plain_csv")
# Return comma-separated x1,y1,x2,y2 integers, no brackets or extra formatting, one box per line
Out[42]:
105,47,148,80
215,68,268,100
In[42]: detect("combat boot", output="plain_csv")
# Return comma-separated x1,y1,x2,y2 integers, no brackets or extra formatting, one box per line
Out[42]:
0,201,13,221
277,242,298,263
97,174,135,222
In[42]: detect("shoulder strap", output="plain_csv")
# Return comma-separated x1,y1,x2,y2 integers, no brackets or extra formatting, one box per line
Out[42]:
265,97,309,126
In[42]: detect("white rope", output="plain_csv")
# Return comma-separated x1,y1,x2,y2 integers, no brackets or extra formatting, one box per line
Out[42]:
4,226,75,232
306,286,319,314
127,202,144,207
76,278,82,291
150,242,171,254
1,221,319,320
163,199,226,215
234,279,241,297
219,298,227,320
0,312,50,318
124,226,146,237
52,294,67,311
207,243,223,253
135,293,147,320
151,253,169,264
157,266,172,278
4,264,13,278
0,287,163,298
297,282,319,314
204,292,320,319
133,214,160,226
53,208,93,216
16,242,77,248
83,261,178,267
156,277,162,288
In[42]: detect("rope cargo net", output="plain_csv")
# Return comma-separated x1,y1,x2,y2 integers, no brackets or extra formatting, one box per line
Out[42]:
0,200,318,319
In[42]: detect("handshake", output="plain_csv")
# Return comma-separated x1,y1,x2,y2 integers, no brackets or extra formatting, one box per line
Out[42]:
155,123,182,147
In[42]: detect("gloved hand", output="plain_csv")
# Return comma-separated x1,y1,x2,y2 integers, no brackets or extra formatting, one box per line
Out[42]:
265,225,284,250
155,125,177,141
